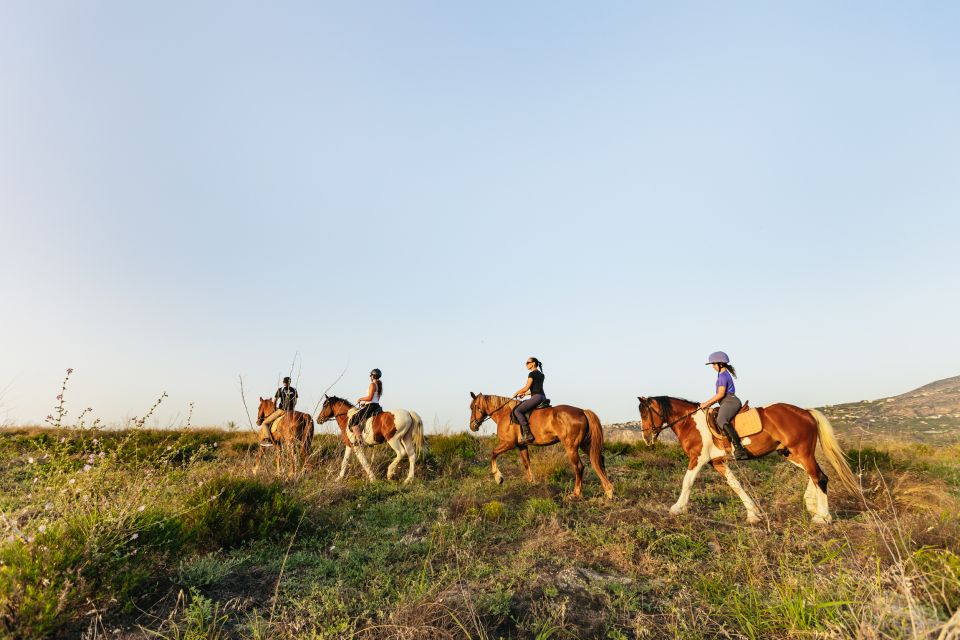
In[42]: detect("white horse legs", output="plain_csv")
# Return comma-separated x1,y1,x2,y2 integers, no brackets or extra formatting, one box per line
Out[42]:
401,435,417,483
386,437,405,480
338,445,375,481
670,462,706,515
715,462,761,523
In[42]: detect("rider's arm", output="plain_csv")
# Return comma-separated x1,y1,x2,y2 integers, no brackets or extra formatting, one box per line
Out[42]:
514,377,533,398
699,386,726,410
357,382,375,404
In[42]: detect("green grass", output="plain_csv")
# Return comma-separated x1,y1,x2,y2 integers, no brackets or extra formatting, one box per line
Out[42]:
1,425,959,638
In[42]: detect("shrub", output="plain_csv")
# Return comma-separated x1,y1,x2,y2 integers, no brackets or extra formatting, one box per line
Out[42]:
185,477,305,550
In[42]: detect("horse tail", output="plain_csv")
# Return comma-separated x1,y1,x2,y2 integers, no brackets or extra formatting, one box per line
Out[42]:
809,409,859,496
408,411,425,458
584,409,614,499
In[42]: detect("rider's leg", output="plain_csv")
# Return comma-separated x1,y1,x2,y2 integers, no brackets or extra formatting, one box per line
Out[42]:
259,410,284,446
718,395,748,459
514,396,541,444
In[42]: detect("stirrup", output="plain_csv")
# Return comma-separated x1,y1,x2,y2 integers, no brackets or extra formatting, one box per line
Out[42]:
259,438,274,448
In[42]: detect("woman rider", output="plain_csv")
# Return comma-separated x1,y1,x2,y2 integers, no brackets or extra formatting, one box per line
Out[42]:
349,369,383,445
698,351,749,460
512,357,545,444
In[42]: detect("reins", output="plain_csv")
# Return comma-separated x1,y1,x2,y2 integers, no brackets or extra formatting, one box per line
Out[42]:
472,395,516,428
643,399,701,441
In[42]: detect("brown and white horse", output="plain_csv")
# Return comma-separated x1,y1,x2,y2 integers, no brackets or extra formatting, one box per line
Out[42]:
637,396,860,524
254,398,314,476
469,393,614,499
316,395,425,483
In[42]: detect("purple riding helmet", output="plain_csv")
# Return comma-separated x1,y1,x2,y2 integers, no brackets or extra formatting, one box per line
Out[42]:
706,351,730,365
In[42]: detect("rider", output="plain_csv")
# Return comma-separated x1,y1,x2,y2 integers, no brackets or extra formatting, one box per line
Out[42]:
512,357,545,445
698,351,749,460
260,376,298,447
349,369,383,445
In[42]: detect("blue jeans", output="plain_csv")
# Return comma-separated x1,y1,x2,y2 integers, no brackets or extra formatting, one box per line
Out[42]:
514,394,545,428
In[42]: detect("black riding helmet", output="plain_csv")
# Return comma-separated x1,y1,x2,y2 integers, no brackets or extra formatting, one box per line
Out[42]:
370,369,382,379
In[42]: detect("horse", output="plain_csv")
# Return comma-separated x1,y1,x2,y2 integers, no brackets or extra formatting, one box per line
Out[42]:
253,398,314,476
316,395,425,483
637,396,860,524
468,392,614,499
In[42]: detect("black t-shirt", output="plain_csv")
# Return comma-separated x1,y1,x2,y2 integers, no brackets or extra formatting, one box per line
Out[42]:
528,370,545,396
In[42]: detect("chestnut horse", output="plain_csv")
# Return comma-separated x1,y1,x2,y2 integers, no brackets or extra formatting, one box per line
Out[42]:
254,398,314,476
637,396,859,524
469,393,614,499
316,395,424,483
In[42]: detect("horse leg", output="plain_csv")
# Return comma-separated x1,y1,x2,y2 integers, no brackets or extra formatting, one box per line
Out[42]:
401,433,417,483
353,445,376,481
789,454,831,524
670,459,707,515
711,460,761,524
338,446,353,480
386,436,404,481
253,443,263,474
565,446,586,498
490,440,515,485
517,446,534,482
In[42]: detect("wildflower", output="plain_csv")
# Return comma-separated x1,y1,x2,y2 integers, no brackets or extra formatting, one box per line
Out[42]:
38,524,46,533
99,452,105,459
59,437,66,443
27,457,35,464
165,446,172,451
56,394,63,401
131,548,138,555
131,533,139,540
87,407,93,412
137,505,145,512
44,502,53,510
69,478,76,485
27,536,35,544
83,464,92,472
92,438,98,445
47,416,55,421
213,442,218,448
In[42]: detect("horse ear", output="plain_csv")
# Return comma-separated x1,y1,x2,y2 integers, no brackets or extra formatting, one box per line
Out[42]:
259,396,264,402
470,391,476,399
323,393,328,399
637,396,644,402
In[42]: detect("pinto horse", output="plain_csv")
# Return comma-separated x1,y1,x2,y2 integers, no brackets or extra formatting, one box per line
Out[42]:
469,393,614,499
316,395,425,483
254,398,314,476
637,396,860,524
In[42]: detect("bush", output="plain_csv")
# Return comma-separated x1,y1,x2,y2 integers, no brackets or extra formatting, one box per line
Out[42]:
185,477,305,550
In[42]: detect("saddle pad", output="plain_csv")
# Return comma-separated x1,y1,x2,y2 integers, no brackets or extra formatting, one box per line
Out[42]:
732,408,762,437
508,400,552,425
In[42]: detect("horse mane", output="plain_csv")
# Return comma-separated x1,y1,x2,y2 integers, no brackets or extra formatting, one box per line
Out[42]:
325,395,354,408
649,395,698,417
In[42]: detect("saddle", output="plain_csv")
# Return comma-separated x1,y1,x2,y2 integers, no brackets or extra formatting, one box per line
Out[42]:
706,402,763,441
509,398,552,426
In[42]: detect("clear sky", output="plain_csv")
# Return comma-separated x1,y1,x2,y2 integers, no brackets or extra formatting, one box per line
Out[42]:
1,2,958,434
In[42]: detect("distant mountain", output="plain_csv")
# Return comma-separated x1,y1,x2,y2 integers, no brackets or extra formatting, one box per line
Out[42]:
822,375,960,445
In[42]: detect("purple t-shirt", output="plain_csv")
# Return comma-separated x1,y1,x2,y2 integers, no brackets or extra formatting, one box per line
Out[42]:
716,370,736,395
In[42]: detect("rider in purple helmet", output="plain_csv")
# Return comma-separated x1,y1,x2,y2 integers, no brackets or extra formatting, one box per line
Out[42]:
698,351,749,460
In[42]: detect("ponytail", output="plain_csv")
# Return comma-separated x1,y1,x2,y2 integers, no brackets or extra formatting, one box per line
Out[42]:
723,364,737,378
530,357,543,372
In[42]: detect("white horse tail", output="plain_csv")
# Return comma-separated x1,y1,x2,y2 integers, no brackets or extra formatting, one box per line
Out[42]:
809,409,860,496
409,411,425,458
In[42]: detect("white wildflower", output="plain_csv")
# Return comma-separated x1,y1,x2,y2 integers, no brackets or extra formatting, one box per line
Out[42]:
38,524,46,533
27,457,35,464
83,464,92,472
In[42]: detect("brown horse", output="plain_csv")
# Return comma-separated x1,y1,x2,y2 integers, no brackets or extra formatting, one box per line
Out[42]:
254,398,314,476
468,392,614,499
316,395,424,483
637,396,860,524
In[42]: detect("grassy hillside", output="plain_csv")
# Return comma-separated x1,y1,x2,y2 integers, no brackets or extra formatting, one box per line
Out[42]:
1,425,959,639
822,376,960,446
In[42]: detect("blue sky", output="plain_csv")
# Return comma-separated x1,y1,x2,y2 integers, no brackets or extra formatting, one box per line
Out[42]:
1,2,958,432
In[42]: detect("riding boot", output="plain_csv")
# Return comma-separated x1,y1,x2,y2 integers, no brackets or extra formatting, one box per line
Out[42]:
519,422,535,444
722,424,750,460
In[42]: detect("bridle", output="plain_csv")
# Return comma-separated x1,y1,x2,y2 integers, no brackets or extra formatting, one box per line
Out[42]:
318,399,353,424
471,394,515,430
640,398,700,441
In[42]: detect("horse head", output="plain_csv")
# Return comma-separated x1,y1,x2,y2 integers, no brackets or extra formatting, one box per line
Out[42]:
256,397,276,426
317,394,351,424
637,396,662,446
469,392,486,432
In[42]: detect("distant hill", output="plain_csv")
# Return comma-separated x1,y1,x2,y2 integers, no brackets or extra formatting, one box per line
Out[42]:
603,376,960,445
822,375,960,445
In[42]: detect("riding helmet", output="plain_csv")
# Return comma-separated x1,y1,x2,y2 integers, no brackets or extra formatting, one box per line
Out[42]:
705,351,730,365
370,368,382,379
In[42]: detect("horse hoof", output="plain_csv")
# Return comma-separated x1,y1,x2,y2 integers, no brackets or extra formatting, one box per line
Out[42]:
494,473,504,485
669,506,685,516
747,515,761,525
811,515,832,525
604,489,614,500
